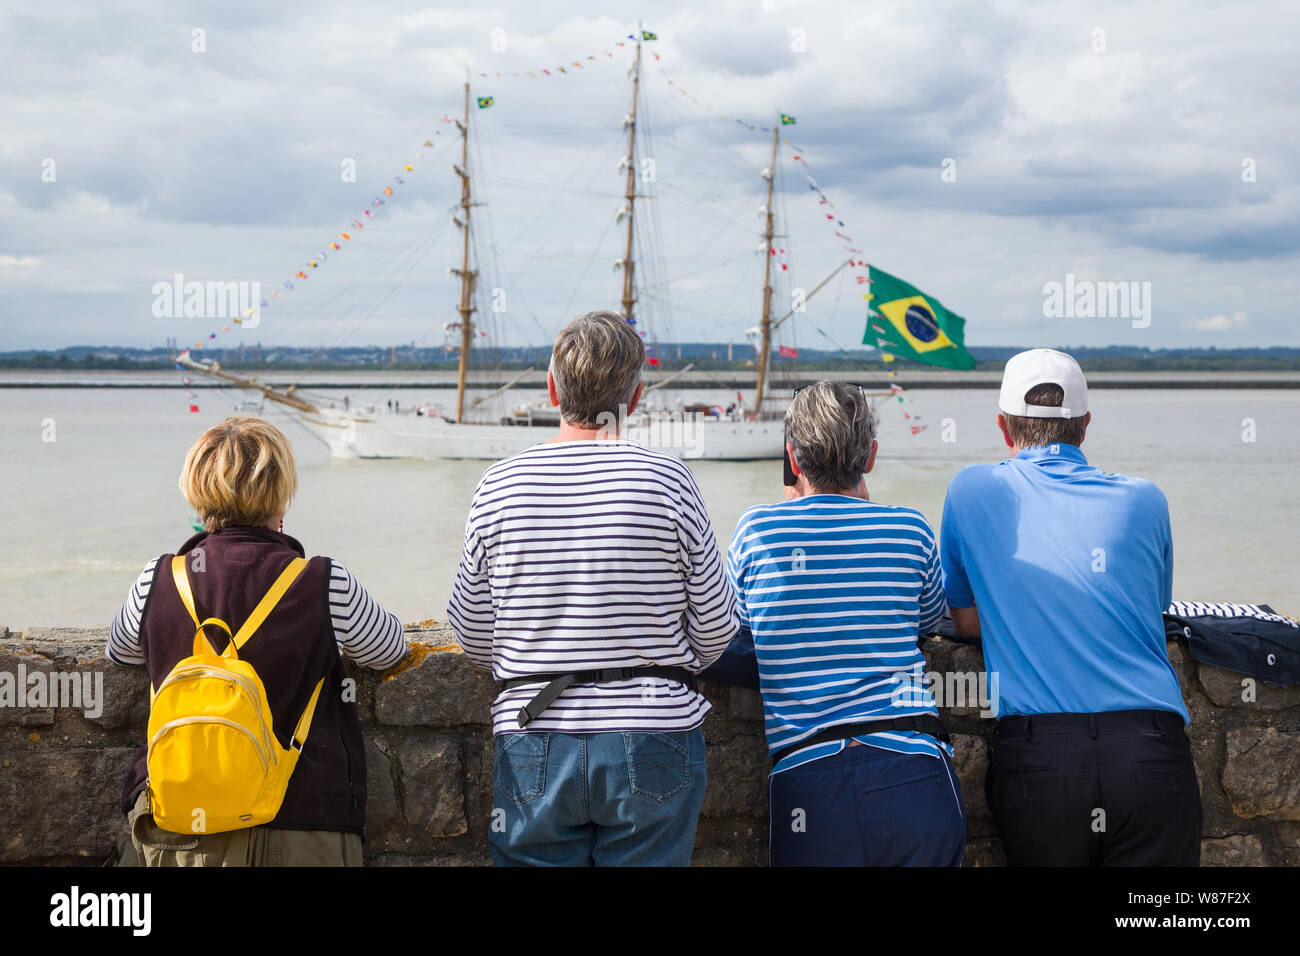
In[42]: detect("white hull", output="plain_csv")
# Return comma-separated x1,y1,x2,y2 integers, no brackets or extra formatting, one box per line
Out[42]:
293,408,784,460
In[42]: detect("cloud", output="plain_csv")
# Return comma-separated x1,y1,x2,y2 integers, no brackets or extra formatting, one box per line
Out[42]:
0,0,1296,351
1184,310,1248,331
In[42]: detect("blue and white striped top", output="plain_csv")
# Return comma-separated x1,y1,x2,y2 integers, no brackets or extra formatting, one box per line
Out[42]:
447,440,739,735
726,495,951,774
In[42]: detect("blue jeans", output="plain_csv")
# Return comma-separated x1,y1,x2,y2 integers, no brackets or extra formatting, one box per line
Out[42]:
491,729,707,866
769,743,967,866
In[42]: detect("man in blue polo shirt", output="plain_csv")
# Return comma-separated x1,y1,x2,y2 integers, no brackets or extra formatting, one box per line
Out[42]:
940,349,1202,866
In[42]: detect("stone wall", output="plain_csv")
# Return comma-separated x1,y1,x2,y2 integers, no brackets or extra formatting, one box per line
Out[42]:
1,624,1296,866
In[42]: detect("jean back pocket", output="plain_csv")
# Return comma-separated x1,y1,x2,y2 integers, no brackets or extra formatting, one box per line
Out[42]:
625,732,691,803
495,733,548,806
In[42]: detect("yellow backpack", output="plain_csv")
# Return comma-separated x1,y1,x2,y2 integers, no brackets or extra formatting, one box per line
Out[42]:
146,554,324,835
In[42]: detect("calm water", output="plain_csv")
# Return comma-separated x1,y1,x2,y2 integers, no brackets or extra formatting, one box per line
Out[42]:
0,385,1296,629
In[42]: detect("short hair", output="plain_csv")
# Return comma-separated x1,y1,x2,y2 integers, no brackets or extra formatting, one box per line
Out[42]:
785,381,877,492
549,310,645,428
1004,383,1088,447
179,417,298,531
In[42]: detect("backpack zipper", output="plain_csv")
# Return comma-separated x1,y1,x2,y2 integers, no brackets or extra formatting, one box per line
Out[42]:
156,667,276,758
338,720,359,811
149,716,271,774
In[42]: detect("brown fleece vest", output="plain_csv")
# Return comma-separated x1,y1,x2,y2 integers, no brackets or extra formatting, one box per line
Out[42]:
122,526,366,834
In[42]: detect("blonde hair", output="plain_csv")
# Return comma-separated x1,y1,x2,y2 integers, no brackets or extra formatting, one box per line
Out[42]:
549,310,645,428
179,417,298,531
785,382,877,492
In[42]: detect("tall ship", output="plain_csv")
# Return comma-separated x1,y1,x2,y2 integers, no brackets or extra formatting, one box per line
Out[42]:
178,30,868,460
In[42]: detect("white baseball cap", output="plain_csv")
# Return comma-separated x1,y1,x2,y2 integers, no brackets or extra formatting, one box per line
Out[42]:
998,348,1088,419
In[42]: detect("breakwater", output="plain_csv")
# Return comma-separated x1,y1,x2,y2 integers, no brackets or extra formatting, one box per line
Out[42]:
1,624,1296,865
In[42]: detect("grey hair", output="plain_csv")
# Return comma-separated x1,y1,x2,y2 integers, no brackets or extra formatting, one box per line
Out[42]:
784,381,877,492
548,310,645,428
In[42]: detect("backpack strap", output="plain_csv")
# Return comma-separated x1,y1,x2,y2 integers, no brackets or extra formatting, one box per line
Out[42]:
290,678,326,752
170,553,322,747
232,557,308,650
171,554,235,658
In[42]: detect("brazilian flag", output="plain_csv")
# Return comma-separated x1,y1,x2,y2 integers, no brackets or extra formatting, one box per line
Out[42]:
642,30,658,40
477,96,494,109
780,113,796,125
863,266,975,370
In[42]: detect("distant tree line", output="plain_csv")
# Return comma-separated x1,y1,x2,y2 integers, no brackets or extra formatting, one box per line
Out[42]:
4,348,1299,373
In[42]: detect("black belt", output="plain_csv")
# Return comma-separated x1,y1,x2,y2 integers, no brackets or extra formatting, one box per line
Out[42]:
995,709,1184,740
502,667,700,728
770,715,951,766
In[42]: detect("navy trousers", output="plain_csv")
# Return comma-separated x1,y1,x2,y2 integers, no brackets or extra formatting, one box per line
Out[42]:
768,743,967,866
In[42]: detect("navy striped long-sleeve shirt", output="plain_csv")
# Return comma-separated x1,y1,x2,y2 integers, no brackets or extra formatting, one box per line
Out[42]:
108,557,407,670
447,439,740,735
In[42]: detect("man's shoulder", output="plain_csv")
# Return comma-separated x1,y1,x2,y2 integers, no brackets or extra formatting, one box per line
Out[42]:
1097,469,1169,513
481,441,695,489
946,461,1002,498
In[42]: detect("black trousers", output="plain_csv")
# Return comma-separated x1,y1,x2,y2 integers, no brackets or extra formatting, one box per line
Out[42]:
988,709,1202,866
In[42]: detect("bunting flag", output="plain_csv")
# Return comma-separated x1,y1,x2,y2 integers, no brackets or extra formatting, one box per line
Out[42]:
477,96,494,109
780,113,796,125
779,141,941,436
470,33,652,83
173,126,455,405
863,266,976,370
778,345,798,358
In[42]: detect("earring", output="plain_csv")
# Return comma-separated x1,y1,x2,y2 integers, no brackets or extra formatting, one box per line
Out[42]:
278,519,284,532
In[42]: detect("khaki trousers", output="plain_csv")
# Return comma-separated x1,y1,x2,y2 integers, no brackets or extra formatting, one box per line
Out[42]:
119,790,363,867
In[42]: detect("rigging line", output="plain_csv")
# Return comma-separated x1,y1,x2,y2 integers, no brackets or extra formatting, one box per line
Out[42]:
498,146,626,287
652,135,757,179
554,211,618,326
481,97,626,285
329,227,445,348
266,219,448,348
647,114,763,183
492,177,624,198
301,220,447,352
253,138,453,334
645,77,753,152
639,203,741,299
656,187,754,235
640,248,752,290
495,130,624,286
256,215,448,344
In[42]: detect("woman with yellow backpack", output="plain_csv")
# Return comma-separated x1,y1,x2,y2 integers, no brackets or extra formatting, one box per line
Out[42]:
107,417,408,866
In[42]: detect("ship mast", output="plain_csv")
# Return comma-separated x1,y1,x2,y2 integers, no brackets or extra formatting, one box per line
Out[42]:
618,28,642,322
453,80,478,423
751,120,780,419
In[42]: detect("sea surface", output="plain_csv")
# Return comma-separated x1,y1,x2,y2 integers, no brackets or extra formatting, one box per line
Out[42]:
1,383,1296,630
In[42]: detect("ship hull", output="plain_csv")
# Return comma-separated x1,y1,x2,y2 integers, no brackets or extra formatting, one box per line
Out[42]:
294,408,784,460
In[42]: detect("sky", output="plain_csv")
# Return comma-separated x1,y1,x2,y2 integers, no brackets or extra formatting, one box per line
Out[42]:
1,0,1297,353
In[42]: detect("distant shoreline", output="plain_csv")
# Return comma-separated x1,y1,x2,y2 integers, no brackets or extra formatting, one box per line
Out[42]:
3,370,1300,389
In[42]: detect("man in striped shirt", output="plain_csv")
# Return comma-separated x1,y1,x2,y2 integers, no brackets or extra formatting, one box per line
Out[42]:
447,310,739,867
725,382,966,866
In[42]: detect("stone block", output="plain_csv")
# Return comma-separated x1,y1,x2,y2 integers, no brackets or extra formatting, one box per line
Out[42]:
1198,664,1300,712
1222,727,1300,820
1200,833,1267,867
951,733,991,831
375,649,496,727
363,737,401,849
701,734,768,819
961,837,1006,867
397,734,467,839
0,745,138,863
